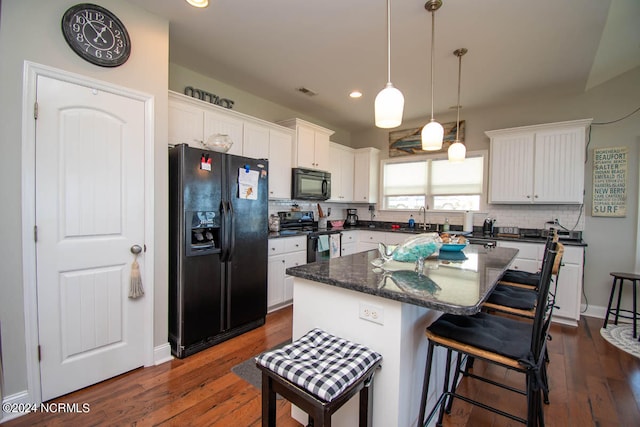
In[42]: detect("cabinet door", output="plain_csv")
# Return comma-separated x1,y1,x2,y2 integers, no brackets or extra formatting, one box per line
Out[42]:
269,130,293,199
533,127,585,203
267,255,286,308
168,100,204,147
296,125,316,169
385,232,408,245
243,122,270,160
341,242,358,256
284,251,307,302
552,262,581,323
497,241,539,273
354,149,379,203
327,144,343,201
340,149,354,202
489,133,535,203
313,131,330,170
328,144,354,202
203,110,244,156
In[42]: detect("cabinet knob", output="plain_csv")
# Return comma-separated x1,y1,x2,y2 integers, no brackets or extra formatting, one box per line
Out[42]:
271,247,276,251
534,195,539,198
281,259,285,263
526,195,531,199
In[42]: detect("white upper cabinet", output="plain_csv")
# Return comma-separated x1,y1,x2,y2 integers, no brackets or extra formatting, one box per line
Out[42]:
277,118,334,171
168,91,294,199
268,129,294,199
353,147,380,203
328,142,354,202
487,119,592,204
203,108,244,156
168,98,205,148
243,122,270,160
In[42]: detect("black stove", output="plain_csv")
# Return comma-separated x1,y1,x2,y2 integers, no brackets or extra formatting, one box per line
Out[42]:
277,211,340,236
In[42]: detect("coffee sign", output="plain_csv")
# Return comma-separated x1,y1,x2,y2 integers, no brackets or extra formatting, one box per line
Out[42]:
592,146,627,217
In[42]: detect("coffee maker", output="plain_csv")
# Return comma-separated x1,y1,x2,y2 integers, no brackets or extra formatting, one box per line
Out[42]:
346,209,358,226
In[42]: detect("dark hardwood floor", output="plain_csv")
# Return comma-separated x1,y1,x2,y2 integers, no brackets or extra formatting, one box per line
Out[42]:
2,309,639,426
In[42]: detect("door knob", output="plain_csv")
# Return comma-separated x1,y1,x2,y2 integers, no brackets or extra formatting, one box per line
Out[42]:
130,245,143,255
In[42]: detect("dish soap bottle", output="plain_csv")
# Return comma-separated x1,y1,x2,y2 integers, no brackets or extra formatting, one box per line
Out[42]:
443,217,450,232
408,215,415,229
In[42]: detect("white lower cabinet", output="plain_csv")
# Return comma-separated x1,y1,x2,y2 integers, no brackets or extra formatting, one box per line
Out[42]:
268,236,306,312
357,230,382,252
356,230,412,253
340,231,358,256
497,240,583,326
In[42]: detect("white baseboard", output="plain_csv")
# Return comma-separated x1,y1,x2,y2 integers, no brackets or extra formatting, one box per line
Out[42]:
582,304,607,320
154,342,173,365
1,390,32,422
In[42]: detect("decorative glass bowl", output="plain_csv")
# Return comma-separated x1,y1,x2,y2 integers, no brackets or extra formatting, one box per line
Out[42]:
378,233,441,263
203,133,233,152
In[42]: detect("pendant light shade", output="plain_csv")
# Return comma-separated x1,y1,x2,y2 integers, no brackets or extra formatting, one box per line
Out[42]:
421,0,443,151
375,83,405,128
421,120,445,150
448,48,468,162
375,0,404,128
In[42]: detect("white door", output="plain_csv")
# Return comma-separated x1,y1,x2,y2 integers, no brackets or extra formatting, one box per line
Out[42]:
35,75,146,401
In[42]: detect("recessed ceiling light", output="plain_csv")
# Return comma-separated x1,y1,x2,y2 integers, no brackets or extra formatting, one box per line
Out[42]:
350,91,363,98
186,0,209,8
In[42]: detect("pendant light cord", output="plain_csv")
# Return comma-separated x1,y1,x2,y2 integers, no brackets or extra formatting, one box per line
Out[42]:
386,0,391,84
455,53,461,141
430,10,435,121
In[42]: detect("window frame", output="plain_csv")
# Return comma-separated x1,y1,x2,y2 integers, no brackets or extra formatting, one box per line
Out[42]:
378,149,489,212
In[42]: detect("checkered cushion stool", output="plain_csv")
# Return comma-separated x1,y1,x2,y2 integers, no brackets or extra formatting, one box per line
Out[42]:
255,328,382,427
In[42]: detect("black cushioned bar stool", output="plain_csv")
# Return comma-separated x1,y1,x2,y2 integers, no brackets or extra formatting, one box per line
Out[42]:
255,328,382,427
604,272,640,338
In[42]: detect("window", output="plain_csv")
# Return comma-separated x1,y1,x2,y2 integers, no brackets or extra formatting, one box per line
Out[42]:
381,152,485,211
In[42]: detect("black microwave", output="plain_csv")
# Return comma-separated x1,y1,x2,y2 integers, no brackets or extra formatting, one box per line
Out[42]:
292,168,331,200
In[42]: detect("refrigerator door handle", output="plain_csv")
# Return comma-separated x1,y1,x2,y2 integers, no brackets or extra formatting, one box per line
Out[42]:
227,201,236,262
220,200,229,262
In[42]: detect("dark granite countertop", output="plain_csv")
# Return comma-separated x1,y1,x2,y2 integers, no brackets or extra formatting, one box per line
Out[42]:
286,244,519,315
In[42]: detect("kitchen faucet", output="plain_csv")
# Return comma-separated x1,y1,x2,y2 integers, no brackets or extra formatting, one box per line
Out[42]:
418,206,429,230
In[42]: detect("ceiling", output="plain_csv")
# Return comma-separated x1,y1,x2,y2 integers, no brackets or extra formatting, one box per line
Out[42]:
127,0,639,133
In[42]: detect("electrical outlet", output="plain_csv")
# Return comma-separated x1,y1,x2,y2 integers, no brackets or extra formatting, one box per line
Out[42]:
359,302,384,325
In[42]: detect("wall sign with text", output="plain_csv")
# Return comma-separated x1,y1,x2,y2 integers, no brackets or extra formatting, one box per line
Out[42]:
592,146,627,217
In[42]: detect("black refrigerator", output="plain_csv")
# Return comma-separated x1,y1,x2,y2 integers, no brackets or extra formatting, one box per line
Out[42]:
168,144,268,358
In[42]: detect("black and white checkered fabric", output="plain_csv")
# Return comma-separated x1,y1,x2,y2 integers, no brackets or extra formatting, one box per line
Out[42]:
255,328,382,402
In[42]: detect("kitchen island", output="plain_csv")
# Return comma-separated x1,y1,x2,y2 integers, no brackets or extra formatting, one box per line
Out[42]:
286,244,518,427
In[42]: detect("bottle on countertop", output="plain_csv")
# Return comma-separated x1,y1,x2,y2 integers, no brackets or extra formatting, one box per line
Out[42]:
443,217,450,232
408,215,415,228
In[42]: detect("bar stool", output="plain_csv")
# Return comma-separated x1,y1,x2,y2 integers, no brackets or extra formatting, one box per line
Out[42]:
603,272,640,338
255,328,382,427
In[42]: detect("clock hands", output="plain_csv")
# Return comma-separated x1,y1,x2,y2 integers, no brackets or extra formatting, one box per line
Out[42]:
93,25,108,44
81,11,109,45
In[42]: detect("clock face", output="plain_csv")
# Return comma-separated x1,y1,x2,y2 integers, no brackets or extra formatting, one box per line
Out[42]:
61,3,131,67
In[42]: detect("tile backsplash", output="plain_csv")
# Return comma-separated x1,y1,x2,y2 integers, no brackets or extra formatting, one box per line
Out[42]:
268,200,585,232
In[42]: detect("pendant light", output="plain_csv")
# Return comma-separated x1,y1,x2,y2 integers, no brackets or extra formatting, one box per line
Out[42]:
375,0,404,128
421,0,444,150
448,48,467,162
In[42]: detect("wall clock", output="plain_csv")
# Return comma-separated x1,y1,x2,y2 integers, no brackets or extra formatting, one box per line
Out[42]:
61,3,131,67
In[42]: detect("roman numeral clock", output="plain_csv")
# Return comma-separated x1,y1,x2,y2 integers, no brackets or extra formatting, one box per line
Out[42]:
61,3,131,67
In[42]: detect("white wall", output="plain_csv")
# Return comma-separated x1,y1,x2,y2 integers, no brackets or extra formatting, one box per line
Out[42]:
352,66,640,317
0,0,169,397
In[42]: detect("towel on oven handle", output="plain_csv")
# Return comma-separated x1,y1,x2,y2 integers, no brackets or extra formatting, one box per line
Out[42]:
318,234,329,252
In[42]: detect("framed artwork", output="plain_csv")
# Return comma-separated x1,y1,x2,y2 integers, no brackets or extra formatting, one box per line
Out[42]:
389,120,465,157
592,146,627,217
